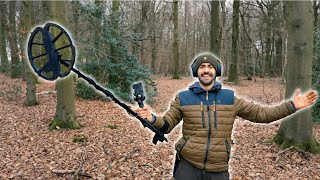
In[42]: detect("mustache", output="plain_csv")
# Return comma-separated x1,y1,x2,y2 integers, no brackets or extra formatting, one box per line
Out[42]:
200,72,213,77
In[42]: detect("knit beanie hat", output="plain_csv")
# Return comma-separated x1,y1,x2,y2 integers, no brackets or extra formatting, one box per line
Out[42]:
192,53,219,72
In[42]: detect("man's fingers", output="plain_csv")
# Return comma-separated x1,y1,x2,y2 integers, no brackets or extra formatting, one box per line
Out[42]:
305,90,316,97
295,88,301,97
309,96,318,103
308,93,317,100
143,106,149,110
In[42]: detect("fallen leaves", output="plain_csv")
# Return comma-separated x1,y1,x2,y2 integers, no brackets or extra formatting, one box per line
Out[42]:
0,74,319,179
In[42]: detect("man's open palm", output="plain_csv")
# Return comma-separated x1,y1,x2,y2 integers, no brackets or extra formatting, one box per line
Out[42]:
292,89,318,110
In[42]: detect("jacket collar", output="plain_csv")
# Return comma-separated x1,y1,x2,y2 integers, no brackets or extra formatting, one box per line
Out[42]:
188,81,222,94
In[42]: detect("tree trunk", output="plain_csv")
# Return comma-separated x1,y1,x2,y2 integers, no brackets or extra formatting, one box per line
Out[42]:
273,1,319,153
228,0,240,83
172,0,180,79
210,0,220,56
110,0,120,63
49,1,81,130
0,2,9,73
94,0,104,50
140,1,149,65
150,1,157,72
8,1,20,78
220,0,227,76
22,1,38,106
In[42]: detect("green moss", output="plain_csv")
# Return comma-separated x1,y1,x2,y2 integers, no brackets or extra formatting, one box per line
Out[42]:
106,124,118,130
48,118,82,130
72,134,89,143
273,133,284,145
24,101,39,106
273,134,320,154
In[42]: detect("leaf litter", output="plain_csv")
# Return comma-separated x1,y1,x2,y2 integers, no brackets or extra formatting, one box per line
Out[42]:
0,74,319,179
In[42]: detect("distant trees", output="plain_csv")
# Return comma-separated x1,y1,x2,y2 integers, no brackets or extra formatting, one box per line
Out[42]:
0,0,319,126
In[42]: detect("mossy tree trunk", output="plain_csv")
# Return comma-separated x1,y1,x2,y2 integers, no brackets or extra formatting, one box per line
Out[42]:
0,2,9,74
228,0,240,83
49,1,81,130
210,0,220,56
273,1,320,153
22,1,38,106
172,0,180,79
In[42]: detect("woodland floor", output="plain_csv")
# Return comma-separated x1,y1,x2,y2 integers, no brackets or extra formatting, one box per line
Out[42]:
0,74,320,180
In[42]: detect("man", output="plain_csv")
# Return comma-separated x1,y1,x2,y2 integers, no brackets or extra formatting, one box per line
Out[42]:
136,53,318,180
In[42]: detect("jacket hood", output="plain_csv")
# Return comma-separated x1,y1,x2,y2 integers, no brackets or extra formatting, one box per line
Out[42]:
188,81,222,94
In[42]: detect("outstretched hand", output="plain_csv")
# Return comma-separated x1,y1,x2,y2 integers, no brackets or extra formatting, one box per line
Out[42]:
292,89,318,110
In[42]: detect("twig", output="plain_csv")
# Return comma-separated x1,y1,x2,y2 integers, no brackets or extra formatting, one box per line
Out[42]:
73,146,88,179
277,146,294,156
52,146,92,179
276,146,310,162
108,147,139,171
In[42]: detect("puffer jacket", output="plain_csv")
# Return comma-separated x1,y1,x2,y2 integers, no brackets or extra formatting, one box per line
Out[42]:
152,82,296,172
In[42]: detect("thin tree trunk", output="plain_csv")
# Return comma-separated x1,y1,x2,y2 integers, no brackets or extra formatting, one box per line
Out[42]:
220,0,227,76
110,0,120,63
140,1,149,65
0,2,9,73
172,0,180,79
8,1,20,78
22,1,38,106
228,0,240,83
210,0,220,56
150,1,157,72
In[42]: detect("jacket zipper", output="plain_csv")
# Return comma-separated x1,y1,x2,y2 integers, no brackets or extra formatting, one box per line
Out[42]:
200,101,205,128
225,139,231,161
203,91,211,173
214,94,217,129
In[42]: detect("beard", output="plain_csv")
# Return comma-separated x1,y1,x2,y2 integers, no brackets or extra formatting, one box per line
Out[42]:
199,73,215,86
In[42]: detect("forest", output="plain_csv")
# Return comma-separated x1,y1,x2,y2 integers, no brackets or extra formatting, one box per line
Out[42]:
0,0,320,179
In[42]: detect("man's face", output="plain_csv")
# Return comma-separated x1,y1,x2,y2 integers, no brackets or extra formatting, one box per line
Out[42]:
197,63,216,86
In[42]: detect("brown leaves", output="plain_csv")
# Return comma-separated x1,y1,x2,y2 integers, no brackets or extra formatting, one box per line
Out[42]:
0,74,319,179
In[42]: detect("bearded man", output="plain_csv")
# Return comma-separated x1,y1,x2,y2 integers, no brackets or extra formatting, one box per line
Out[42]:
136,53,318,180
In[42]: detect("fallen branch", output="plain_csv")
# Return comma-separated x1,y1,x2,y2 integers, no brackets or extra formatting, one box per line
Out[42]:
74,146,88,179
36,90,56,95
52,146,93,179
52,169,93,178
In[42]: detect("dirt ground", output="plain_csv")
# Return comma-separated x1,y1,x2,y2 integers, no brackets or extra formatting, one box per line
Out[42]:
0,74,319,179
